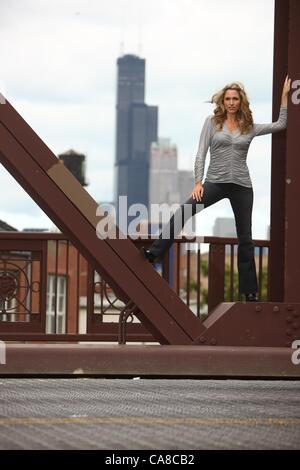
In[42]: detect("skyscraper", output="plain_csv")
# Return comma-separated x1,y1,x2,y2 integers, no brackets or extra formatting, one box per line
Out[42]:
149,138,194,209
114,54,158,223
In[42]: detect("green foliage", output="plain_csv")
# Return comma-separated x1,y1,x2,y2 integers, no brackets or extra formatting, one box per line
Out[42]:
187,259,269,304
200,259,209,277
187,259,209,307
224,263,239,301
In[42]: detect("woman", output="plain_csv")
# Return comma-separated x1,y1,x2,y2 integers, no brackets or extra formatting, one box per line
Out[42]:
142,76,291,301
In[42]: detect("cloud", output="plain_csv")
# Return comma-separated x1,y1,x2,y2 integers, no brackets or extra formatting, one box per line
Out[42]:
1,0,274,104
12,99,115,165
0,167,54,230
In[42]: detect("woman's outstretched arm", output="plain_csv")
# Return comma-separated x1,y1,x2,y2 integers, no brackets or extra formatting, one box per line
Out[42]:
254,75,291,136
281,75,291,107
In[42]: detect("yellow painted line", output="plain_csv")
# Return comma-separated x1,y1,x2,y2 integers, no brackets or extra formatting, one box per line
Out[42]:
0,417,299,426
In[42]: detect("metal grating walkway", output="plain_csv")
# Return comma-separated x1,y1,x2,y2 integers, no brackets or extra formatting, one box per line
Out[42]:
0,378,299,450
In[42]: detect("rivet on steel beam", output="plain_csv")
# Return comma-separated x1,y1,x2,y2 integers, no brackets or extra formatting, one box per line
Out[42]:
210,338,217,345
273,306,280,313
200,337,206,344
292,311,299,318
255,305,262,312
287,305,293,311
286,316,292,323
292,322,299,329
286,329,292,336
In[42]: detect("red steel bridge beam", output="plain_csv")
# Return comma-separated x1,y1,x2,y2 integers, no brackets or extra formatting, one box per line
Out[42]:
270,0,300,302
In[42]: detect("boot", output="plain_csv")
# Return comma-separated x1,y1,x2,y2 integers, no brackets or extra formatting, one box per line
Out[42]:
140,246,157,263
245,293,258,302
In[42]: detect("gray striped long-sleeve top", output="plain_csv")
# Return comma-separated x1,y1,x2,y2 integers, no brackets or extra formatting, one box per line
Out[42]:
194,105,288,187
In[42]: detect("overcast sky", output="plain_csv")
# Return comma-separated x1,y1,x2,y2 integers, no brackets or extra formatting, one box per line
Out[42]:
0,0,278,238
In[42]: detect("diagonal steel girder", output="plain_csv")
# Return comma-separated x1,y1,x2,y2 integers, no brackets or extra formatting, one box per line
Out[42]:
0,98,205,345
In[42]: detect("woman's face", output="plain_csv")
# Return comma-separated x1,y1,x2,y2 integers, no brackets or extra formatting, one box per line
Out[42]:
223,89,241,115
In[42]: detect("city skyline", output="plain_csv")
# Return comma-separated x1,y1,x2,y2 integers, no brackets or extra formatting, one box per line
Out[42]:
0,0,275,239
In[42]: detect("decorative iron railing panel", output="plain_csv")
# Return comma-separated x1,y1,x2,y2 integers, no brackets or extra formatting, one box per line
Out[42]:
0,233,270,341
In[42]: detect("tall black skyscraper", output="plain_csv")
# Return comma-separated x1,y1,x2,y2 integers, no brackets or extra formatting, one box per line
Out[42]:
114,54,158,222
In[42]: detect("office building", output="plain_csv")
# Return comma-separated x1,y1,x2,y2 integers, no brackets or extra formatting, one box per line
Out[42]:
114,54,158,223
149,138,194,221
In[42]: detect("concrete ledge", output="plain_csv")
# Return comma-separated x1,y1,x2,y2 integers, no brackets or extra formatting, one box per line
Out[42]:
0,344,299,377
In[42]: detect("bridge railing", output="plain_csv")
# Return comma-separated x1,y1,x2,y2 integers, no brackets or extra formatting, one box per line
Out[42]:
0,232,270,342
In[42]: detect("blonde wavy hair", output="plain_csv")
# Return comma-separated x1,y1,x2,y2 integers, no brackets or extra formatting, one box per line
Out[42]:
210,82,254,134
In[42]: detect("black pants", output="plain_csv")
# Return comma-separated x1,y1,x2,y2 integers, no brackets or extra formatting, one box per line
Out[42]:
150,181,258,294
